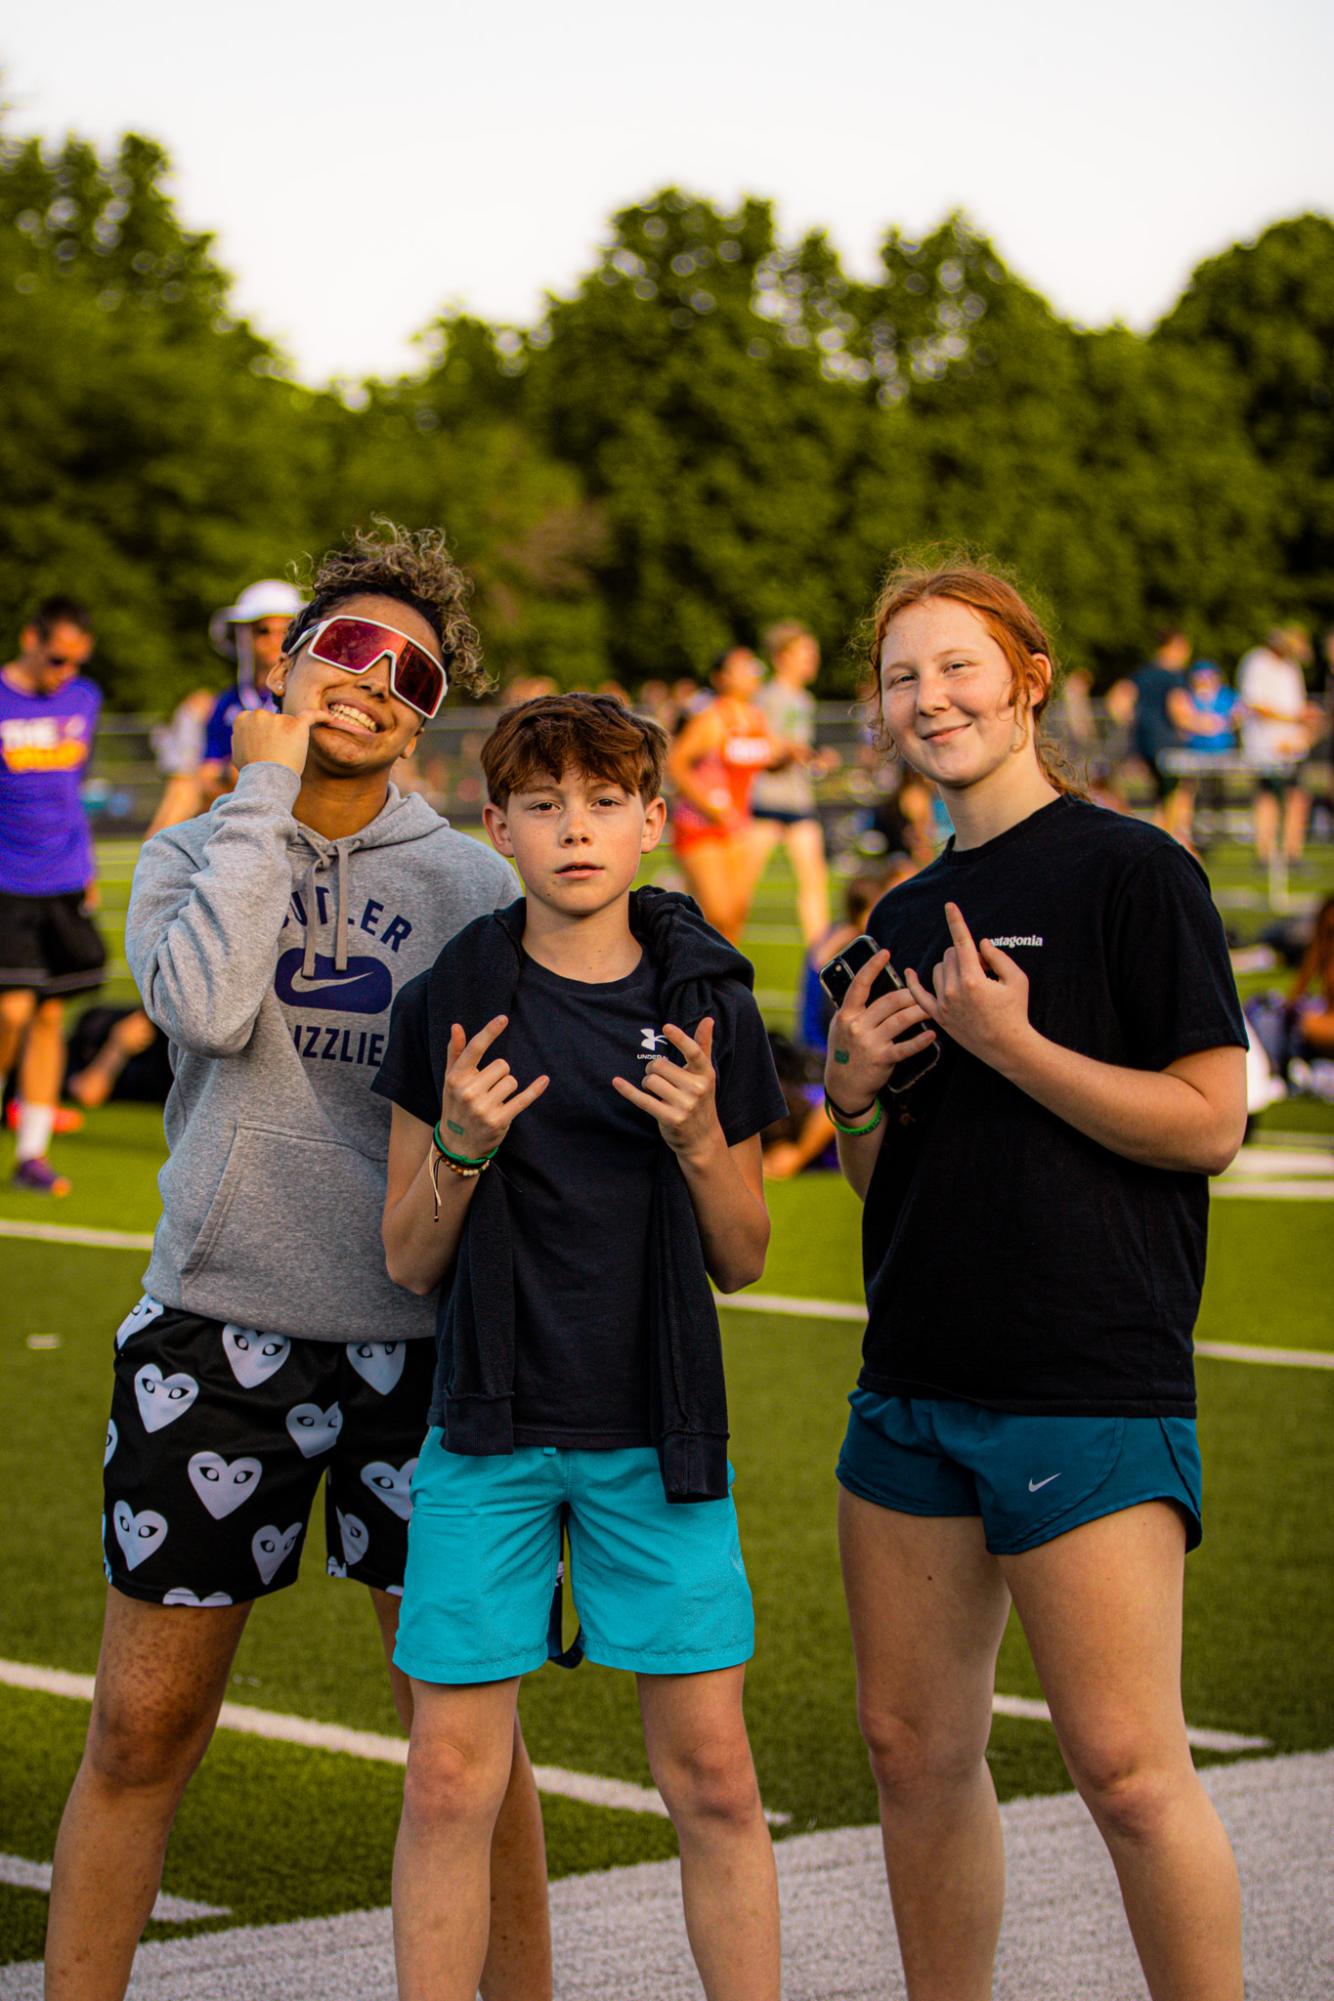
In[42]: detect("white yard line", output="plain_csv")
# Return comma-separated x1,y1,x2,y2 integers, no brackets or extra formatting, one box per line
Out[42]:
989,1693,1268,1754
0,1220,153,1252
722,1292,1334,1369
0,1854,226,1923
1213,1179,1334,1199
0,1656,1265,1776
0,1660,787,1827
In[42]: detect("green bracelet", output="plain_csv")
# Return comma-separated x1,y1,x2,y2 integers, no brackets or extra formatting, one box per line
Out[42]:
824,1092,883,1138
432,1122,499,1168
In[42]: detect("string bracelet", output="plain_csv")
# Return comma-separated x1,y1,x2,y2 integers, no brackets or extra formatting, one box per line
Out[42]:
429,1123,499,1219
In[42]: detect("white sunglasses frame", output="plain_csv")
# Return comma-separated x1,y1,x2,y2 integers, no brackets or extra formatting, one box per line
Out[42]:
294,614,448,720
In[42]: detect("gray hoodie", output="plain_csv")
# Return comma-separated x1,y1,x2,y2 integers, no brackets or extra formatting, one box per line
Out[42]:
127,760,514,1343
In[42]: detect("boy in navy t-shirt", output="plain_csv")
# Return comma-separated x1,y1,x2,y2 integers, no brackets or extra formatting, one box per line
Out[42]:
374,692,784,2001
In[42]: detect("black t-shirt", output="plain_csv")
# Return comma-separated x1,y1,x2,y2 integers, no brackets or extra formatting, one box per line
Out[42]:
373,947,784,1447
861,796,1246,1417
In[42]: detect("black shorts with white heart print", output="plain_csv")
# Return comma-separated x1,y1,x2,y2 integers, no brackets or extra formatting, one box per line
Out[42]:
102,1296,436,1606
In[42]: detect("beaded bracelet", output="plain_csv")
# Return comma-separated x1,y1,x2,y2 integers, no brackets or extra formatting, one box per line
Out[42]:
823,1092,883,1138
429,1123,499,1219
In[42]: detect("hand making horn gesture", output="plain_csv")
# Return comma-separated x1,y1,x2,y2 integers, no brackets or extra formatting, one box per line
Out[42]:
613,1017,721,1161
439,1016,549,1159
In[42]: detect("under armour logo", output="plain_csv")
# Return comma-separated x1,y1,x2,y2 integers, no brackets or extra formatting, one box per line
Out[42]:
640,1027,669,1052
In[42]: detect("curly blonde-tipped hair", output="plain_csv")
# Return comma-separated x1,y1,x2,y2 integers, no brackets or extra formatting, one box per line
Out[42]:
287,520,488,698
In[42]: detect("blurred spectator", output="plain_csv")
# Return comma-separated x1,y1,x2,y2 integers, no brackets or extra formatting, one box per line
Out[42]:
0,596,105,1194
1108,627,1196,841
749,620,839,945
760,1030,837,1180
667,647,785,942
1238,626,1322,869
65,1004,171,1108
147,579,303,835
798,862,914,1054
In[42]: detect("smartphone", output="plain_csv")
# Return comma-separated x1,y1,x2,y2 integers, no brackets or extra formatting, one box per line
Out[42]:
819,933,940,1094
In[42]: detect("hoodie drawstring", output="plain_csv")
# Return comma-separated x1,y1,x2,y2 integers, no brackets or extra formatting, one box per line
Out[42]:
302,844,354,976
301,858,320,978
334,844,350,972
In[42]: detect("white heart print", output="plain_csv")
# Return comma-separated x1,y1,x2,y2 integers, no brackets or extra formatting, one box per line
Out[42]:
285,1402,342,1458
345,1341,406,1396
162,1588,234,1607
336,1509,369,1567
115,1295,165,1349
251,1522,302,1588
359,1457,417,1522
188,1451,262,1520
104,1419,118,1467
113,1501,168,1571
222,1325,291,1390
134,1365,199,1433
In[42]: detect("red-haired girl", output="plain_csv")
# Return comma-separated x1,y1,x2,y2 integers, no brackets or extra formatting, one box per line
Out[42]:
825,559,1248,1999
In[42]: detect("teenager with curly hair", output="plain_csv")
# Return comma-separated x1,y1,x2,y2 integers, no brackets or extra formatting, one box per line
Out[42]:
827,557,1248,2000
46,525,553,2001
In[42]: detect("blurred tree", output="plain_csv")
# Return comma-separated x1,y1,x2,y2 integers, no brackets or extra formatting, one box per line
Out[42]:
1156,214,1334,627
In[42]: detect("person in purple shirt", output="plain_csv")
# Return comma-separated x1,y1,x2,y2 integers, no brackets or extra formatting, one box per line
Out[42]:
0,596,106,1193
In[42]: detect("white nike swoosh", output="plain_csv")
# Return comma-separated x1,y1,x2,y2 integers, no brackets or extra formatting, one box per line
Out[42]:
286,971,370,992
1028,1474,1061,1492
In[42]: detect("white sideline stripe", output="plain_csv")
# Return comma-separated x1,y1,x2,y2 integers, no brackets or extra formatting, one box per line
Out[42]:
0,1220,153,1252
0,1853,227,1923
1196,1339,1334,1371
989,1693,1269,1754
1227,1146,1334,1175
723,1291,1334,1370
0,1661,788,1828
1213,1179,1334,1200
0,1656,1264,1782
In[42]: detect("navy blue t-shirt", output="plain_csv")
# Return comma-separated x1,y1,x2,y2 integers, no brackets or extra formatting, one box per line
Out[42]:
860,796,1246,1417
374,946,785,1446
1131,664,1186,763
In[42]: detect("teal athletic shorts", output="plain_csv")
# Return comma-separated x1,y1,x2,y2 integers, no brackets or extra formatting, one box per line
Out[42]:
394,1433,755,1684
837,1389,1202,1555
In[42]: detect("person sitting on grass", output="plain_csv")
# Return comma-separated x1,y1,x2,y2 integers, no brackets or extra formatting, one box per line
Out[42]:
374,692,787,2001
45,524,552,2001
827,556,1248,2001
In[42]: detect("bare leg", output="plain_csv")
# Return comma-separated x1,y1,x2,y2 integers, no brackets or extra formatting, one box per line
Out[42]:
638,1667,779,2001
393,1677,523,2001
19,994,66,1107
45,1588,252,2000
368,1590,551,2001
1252,788,1278,866
783,818,831,945
1003,1503,1243,2001
1282,783,1310,863
0,986,37,1083
67,1011,157,1111
675,840,753,943
839,1490,1011,2001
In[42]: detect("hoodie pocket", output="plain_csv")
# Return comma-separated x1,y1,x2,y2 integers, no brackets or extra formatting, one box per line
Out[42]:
179,1123,398,1336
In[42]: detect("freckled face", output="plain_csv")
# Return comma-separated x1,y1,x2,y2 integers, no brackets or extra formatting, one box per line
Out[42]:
879,599,1044,793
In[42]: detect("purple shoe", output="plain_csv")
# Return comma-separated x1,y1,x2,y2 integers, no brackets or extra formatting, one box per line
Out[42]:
11,1156,71,1197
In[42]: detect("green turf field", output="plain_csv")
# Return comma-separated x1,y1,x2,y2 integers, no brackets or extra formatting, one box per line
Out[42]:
1,836,1331,1967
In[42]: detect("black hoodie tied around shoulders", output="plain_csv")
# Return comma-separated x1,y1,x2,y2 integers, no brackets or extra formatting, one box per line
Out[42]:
423,886,756,1503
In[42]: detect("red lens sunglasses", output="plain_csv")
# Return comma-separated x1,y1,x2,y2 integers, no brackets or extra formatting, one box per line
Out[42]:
294,615,448,719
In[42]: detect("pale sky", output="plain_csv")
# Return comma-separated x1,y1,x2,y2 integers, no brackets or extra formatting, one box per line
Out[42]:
6,0,1332,385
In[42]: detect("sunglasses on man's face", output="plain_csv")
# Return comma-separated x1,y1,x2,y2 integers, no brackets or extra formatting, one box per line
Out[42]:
295,615,448,720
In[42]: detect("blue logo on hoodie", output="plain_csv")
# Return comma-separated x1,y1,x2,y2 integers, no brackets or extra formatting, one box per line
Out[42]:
274,949,392,1014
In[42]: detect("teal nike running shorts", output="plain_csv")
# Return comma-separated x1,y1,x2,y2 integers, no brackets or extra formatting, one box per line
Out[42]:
395,1433,755,1684
837,1390,1202,1554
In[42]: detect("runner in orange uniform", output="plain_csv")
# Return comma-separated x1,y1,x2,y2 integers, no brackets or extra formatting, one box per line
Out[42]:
668,648,785,942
